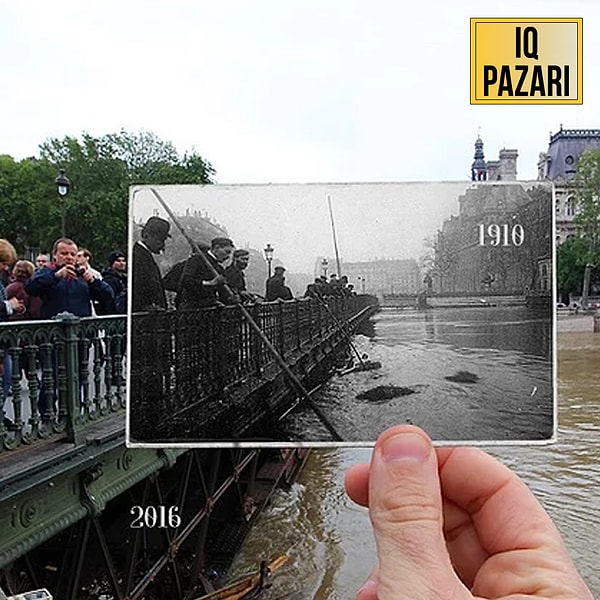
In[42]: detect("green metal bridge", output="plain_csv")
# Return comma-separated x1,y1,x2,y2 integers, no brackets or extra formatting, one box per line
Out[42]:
0,296,376,598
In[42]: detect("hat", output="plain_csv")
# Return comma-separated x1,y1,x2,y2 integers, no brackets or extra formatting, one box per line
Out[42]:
108,250,126,266
211,237,234,248
274,266,286,272
143,216,171,239
233,249,250,258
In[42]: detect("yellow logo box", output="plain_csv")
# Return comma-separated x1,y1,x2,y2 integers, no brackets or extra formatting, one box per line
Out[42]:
470,18,582,104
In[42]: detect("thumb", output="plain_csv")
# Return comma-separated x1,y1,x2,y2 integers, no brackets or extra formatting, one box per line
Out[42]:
368,426,469,600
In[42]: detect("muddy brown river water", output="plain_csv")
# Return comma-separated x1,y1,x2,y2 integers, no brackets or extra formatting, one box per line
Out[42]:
229,328,600,598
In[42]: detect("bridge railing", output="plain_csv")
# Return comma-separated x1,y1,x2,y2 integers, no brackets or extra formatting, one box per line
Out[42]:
0,314,126,453
130,295,376,435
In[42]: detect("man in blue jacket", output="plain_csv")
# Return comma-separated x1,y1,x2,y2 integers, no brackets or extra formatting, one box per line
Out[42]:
25,238,114,318
25,237,114,419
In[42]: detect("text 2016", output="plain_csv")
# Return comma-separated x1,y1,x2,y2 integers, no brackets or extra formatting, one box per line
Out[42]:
130,506,181,528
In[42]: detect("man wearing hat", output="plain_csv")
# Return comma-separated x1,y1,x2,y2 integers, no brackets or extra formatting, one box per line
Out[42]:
224,249,257,303
132,216,171,312
265,265,293,301
178,237,235,309
102,250,127,314
130,216,172,440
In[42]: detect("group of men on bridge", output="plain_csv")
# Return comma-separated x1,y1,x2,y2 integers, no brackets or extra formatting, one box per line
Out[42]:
131,216,295,313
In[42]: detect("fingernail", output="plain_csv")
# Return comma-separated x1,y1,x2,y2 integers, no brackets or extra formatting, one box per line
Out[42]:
381,432,430,462
357,578,377,599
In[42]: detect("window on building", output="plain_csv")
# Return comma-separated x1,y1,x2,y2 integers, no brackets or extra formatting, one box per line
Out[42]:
566,196,576,216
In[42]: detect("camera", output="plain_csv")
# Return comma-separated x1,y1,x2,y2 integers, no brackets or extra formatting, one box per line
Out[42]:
74,266,86,277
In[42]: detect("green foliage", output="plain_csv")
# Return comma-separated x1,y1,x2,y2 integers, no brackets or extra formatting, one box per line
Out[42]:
0,130,215,266
574,148,600,255
557,237,588,294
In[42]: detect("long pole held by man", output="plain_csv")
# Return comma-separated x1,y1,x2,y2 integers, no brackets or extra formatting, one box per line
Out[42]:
148,187,342,441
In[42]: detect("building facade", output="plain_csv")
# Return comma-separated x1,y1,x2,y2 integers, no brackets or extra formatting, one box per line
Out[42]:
342,259,421,296
431,180,552,295
537,127,600,243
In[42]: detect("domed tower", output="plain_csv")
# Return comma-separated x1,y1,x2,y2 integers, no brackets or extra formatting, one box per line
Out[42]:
471,135,487,181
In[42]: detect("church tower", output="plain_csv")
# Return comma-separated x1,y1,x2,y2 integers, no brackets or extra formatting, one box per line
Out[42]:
471,135,487,181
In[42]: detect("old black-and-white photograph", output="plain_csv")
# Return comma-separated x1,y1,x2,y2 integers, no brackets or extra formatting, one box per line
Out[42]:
127,180,554,446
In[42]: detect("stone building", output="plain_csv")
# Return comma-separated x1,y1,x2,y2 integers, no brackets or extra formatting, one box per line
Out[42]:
341,259,421,296
470,136,519,182
432,180,552,295
537,127,600,243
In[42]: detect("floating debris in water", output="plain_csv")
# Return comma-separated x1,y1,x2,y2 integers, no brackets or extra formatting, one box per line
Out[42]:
445,370,480,384
357,385,417,402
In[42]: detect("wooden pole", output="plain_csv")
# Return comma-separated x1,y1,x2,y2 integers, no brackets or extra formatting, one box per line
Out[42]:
327,194,342,277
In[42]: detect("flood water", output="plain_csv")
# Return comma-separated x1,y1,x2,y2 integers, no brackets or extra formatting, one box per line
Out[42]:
284,306,553,443
229,329,600,598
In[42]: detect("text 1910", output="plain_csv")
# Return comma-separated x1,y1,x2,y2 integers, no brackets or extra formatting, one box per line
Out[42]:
478,223,524,247
130,505,181,528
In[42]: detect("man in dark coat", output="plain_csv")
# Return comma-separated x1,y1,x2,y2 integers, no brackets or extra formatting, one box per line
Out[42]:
132,216,171,312
265,266,293,301
130,216,171,440
102,251,127,314
178,237,235,309
224,249,257,303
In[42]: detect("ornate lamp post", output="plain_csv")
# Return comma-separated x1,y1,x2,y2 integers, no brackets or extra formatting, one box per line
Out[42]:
264,243,274,278
358,276,366,294
55,168,71,237
321,257,329,277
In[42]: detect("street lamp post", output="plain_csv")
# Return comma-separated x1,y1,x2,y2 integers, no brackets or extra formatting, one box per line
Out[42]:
264,243,274,279
321,258,329,278
55,168,71,237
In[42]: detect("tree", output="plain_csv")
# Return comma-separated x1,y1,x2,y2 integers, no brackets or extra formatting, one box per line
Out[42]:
0,130,215,266
556,236,599,303
573,149,600,308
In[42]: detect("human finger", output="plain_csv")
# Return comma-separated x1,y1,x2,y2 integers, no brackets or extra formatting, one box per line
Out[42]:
437,447,560,554
437,447,593,598
356,565,378,600
368,426,469,599
344,462,369,507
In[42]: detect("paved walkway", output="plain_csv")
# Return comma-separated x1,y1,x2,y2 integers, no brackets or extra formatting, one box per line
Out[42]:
557,314,597,332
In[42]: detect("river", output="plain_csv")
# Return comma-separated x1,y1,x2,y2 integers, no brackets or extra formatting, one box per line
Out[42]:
228,323,599,598
283,306,553,443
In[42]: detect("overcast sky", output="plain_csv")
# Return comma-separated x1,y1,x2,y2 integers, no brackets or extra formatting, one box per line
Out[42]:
1,1,598,185
131,181,551,274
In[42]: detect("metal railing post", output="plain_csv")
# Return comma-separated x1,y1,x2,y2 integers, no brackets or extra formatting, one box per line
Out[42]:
277,301,285,358
58,312,83,444
294,300,301,350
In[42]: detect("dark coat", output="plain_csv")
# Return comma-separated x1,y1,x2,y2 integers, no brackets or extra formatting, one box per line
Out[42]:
224,264,247,294
178,251,228,309
102,267,127,296
265,275,293,301
132,242,166,312
24,265,114,319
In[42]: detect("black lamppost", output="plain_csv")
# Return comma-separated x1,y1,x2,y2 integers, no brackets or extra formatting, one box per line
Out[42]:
321,257,329,277
264,243,274,278
55,168,71,237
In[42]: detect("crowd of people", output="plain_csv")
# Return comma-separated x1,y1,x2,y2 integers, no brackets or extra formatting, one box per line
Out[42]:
1,236,128,426
131,216,357,313
1,238,127,323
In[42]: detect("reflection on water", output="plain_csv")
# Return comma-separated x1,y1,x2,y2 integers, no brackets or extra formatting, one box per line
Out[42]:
284,307,553,442
231,332,600,598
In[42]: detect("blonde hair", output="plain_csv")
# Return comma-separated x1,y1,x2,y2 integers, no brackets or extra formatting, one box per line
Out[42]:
0,239,17,265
